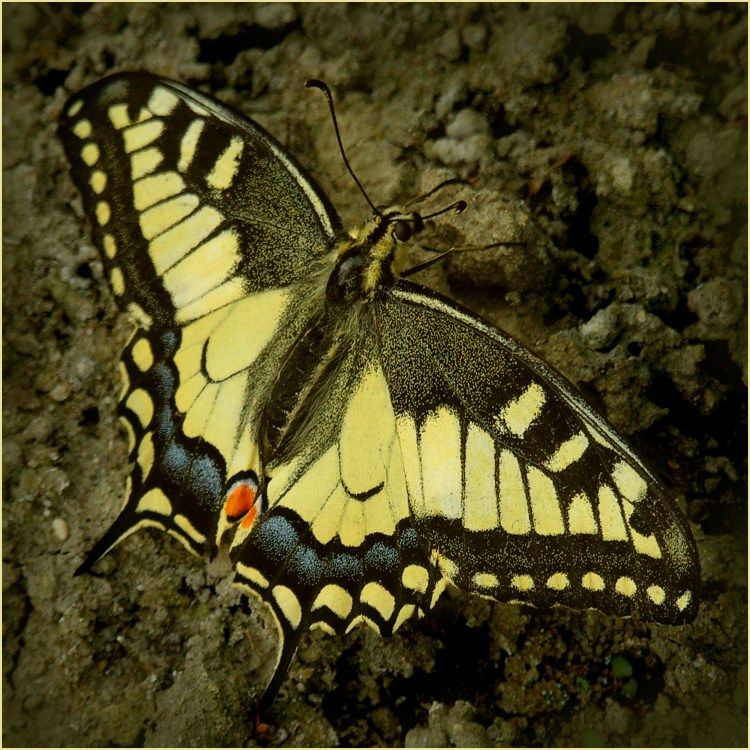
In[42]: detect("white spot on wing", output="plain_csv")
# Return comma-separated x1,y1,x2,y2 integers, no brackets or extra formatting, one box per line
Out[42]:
312,584,353,619
103,234,117,259
622,498,662,558
612,461,648,503
174,514,207,544
131,338,154,372
676,590,691,611
361,582,395,620
67,99,83,118
131,147,164,180
394,604,416,631
126,387,154,428
132,172,186,211
647,584,665,605
543,431,589,472
148,204,223,272
598,485,628,541
72,118,92,139
162,229,238,309
273,585,302,628
107,103,131,130
497,450,530,534
148,86,180,116
402,564,429,593
581,572,605,591
615,576,637,597
463,423,498,532
235,563,269,589
497,383,546,436
527,467,565,535
109,266,124,294
206,135,244,190
473,572,500,589
81,143,99,166
89,170,107,194
511,574,534,591
123,119,164,152
96,200,111,226
546,572,569,590
136,487,172,516
567,492,598,534
140,193,201,241
176,278,246,324
178,119,206,172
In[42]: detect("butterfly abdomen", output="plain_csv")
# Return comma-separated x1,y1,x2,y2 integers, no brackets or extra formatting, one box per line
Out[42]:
258,316,335,460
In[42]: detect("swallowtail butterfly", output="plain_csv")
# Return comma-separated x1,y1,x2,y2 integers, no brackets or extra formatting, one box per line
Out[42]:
59,72,700,707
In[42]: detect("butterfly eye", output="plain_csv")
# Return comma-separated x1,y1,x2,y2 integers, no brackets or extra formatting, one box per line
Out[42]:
393,220,412,242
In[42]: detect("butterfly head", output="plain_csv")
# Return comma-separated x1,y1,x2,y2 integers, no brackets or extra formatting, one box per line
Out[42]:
327,208,425,305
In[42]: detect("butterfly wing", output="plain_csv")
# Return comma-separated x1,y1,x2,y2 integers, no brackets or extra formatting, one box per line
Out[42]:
228,278,699,705
58,72,341,567
373,281,700,624
231,328,442,705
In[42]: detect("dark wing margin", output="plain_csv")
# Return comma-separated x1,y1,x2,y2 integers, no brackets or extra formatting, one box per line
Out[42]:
372,281,700,625
233,511,441,708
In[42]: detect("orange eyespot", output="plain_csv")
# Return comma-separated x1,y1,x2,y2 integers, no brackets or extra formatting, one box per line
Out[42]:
224,480,257,522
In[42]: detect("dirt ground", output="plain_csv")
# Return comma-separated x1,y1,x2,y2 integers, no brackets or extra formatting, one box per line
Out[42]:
3,4,747,747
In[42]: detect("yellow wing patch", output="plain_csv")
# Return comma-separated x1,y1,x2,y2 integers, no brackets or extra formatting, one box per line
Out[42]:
269,365,410,549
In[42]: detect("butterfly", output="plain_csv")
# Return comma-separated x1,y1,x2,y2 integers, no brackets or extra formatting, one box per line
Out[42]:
58,71,700,708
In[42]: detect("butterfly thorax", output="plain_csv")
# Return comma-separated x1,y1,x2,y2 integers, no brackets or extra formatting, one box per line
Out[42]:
257,208,423,470
327,208,423,305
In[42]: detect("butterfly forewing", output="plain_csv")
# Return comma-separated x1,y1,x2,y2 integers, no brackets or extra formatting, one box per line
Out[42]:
58,72,341,326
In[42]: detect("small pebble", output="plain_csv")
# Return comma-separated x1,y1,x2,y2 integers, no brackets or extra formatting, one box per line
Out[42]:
50,381,72,402
52,517,69,542
255,2,295,29
446,108,490,139
461,24,487,51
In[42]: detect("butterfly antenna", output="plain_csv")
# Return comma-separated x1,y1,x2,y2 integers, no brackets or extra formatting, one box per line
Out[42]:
421,200,468,221
306,79,379,215
402,238,526,278
405,178,472,208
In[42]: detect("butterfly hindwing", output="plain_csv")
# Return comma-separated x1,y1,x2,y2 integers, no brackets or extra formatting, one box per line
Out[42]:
231,331,443,703
77,326,228,566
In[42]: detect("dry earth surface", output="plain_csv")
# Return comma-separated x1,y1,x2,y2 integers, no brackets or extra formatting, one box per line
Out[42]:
3,3,747,747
